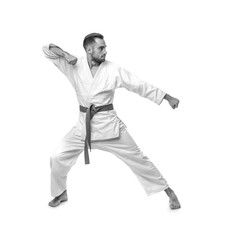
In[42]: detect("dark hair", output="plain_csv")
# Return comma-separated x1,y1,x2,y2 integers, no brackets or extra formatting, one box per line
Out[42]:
83,33,104,50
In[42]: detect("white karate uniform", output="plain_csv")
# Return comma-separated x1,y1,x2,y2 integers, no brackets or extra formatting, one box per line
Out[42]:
43,45,169,197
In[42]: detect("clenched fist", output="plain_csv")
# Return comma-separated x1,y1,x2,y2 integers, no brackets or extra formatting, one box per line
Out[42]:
164,94,180,109
64,53,78,65
168,97,179,109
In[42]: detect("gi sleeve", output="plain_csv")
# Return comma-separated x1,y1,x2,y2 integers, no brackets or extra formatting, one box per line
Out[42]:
117,67,166,105
42,44,76,85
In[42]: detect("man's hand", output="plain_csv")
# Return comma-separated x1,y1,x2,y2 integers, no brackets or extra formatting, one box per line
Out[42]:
164,94,180,109
169,97,179,109
64,53,78,65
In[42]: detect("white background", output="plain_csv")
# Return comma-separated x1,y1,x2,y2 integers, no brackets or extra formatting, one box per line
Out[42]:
0,0,227,239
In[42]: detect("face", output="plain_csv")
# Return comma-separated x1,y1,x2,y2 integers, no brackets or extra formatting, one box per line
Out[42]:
88,38,107,63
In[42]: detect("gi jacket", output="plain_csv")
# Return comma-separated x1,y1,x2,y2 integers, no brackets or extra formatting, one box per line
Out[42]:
43,45,166,142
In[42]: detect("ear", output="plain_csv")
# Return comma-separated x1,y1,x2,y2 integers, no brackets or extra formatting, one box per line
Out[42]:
87,46,92,54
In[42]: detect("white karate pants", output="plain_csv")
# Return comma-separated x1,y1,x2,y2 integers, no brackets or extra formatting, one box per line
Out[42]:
50,122,169,197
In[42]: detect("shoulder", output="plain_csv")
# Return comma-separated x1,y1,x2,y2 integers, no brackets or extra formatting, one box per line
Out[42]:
104,60,121,72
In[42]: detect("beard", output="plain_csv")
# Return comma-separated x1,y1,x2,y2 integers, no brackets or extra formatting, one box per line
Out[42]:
91,54,106,64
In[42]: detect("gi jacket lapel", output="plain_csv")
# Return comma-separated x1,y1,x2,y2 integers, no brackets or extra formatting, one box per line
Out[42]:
83,57,105,94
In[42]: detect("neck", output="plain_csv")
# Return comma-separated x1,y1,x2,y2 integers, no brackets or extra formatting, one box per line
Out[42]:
87,56,101,69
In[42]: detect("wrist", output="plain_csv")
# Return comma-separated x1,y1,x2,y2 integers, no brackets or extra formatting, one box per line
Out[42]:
164,94,172,101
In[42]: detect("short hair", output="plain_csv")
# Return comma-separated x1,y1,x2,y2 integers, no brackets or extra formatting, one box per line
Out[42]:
83,33,104,50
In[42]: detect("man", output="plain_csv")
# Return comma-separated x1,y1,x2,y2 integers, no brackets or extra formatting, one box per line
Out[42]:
43,33,181,209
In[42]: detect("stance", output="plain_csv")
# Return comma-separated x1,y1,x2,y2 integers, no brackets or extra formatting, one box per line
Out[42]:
43,33,181,209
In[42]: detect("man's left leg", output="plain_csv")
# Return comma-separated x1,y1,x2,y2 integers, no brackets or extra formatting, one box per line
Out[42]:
93,126,181,209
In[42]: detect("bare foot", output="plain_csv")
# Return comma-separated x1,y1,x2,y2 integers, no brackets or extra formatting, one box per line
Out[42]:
165,187,181,210
49,190,68,207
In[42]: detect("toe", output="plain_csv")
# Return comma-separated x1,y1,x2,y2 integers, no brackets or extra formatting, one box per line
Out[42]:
49,199,60,207
49,202,54,207
49,201,55,207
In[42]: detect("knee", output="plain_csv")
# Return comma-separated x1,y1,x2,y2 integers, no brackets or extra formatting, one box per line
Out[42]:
50,152,62,170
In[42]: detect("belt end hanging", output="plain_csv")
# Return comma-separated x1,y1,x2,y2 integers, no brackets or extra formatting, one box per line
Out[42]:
84,141,90,165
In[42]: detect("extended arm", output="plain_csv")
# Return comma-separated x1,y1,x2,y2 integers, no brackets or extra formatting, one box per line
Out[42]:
117,67,166,105
117,67,179,109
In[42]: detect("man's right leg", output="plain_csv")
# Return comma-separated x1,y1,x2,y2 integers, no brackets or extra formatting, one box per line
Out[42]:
49,126,84,207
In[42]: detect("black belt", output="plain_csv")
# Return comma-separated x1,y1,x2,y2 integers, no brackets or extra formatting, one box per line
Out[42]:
80,103,114,164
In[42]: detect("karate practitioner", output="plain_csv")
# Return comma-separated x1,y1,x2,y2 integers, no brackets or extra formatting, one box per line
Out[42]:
43,33,181,209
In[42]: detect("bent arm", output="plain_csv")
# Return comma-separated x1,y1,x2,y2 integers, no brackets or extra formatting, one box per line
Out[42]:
43,44,77,65
42,44,78,86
